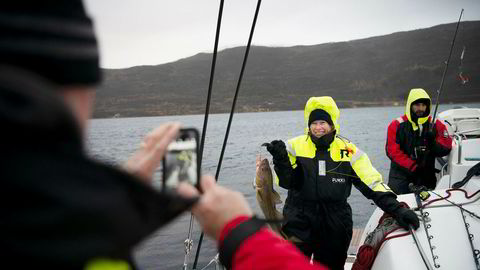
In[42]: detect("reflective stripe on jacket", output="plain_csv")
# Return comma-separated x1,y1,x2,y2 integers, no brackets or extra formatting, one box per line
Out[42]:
285,134,390,202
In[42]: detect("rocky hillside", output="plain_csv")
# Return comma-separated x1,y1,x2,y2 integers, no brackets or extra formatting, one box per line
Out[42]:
95,21,480,118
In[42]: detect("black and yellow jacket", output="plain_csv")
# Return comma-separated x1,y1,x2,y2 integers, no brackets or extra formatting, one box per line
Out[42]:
275,97,397,210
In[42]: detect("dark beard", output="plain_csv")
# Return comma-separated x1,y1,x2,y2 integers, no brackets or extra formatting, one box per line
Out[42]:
415,111,426,117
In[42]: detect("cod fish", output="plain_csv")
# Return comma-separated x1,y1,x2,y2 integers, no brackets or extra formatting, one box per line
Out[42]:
254,156,283,234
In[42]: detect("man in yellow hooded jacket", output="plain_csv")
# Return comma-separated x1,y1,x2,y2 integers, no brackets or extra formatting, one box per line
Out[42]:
386,88,452,194
265,96,419,270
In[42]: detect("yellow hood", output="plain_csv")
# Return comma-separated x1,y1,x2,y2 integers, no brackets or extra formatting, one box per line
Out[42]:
304,96,340,134
405,88,431,130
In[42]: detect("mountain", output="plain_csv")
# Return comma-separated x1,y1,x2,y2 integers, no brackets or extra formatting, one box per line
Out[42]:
94,21,480,118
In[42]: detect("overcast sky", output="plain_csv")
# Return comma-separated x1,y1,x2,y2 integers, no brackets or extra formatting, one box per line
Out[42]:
84,0,480,69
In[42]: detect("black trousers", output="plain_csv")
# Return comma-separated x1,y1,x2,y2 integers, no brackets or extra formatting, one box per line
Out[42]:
282,201,353,270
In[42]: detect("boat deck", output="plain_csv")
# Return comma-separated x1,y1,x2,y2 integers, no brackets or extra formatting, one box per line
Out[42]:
347,228,363,256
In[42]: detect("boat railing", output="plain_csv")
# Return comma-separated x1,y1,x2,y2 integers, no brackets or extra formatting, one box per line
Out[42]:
452,127,480,165
453,133,463,165
455,127,480,136
440,161,448,178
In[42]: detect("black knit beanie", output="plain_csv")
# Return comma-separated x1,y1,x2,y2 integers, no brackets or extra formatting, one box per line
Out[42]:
308,109,333,126
0,0,101,86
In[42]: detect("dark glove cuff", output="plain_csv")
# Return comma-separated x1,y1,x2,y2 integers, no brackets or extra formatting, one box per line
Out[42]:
271,150,289,162
272,156,290,167
374,192,400,214
219,216,267,269
392,206,408,216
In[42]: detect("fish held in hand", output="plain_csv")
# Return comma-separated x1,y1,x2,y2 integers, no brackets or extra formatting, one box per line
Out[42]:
254,155,283,234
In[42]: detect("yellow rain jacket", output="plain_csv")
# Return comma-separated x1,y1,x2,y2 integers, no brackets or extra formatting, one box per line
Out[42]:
278,96,393,202
271,96,404,267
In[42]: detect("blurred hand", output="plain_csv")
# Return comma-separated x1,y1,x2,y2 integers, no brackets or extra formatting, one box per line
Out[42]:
425,130,436,142
425,123,437,146
263,140,288,161
177,175,253,240
124,122,181,183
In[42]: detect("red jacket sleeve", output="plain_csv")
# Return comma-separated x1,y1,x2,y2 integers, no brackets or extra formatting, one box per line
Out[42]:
386,118,417,172
433,119,452,152
219,216,328,270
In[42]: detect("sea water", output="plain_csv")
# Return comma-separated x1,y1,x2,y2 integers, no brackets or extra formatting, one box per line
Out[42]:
87,103,479,270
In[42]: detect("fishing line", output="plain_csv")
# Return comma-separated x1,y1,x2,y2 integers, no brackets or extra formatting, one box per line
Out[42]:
431,8,464,125
193,0,263,268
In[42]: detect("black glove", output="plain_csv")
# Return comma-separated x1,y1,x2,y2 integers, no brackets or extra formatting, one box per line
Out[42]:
410,165,424,185
393,207,420,230
263,140,289,162
425,130,435,142
374,193,419,230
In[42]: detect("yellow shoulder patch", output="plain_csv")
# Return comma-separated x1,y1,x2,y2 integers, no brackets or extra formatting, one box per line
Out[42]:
84,258,131,270
330,138,356,162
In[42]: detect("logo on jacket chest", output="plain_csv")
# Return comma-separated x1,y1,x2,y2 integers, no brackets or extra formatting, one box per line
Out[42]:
340,147,354,158
332,177,346,183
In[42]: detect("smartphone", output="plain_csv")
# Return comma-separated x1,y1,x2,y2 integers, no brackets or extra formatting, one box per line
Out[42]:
162,128,200,190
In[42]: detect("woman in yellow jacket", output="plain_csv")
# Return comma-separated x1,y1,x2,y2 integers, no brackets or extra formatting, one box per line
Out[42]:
265,96,419,270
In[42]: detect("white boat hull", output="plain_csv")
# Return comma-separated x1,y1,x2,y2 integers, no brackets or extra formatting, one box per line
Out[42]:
357,107,480,270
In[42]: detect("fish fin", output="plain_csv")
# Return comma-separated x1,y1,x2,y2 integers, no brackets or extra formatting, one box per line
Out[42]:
273,190,282,204
256,155,261,168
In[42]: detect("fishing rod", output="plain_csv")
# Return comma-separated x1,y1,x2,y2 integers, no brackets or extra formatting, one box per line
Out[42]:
192,0,263,268
431,8,464,126
183,1,225,269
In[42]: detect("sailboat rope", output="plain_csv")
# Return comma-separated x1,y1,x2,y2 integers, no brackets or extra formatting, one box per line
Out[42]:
419,188,480,219
410,187,480,269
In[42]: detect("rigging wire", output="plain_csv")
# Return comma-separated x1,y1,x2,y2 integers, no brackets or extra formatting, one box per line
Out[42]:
193,0,263,268
460,207,480,269
429,190,480,219
183,1,225,269
418,188,480,219
409,224,434,270
414,192,440,268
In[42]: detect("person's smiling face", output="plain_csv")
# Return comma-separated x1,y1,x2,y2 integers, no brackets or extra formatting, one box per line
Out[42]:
309,120,332,138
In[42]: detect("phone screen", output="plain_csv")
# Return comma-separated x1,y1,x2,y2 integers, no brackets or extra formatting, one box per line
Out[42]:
162,128,199,190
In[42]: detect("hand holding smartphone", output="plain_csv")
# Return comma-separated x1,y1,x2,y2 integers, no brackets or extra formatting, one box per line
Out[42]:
162,128,200,190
